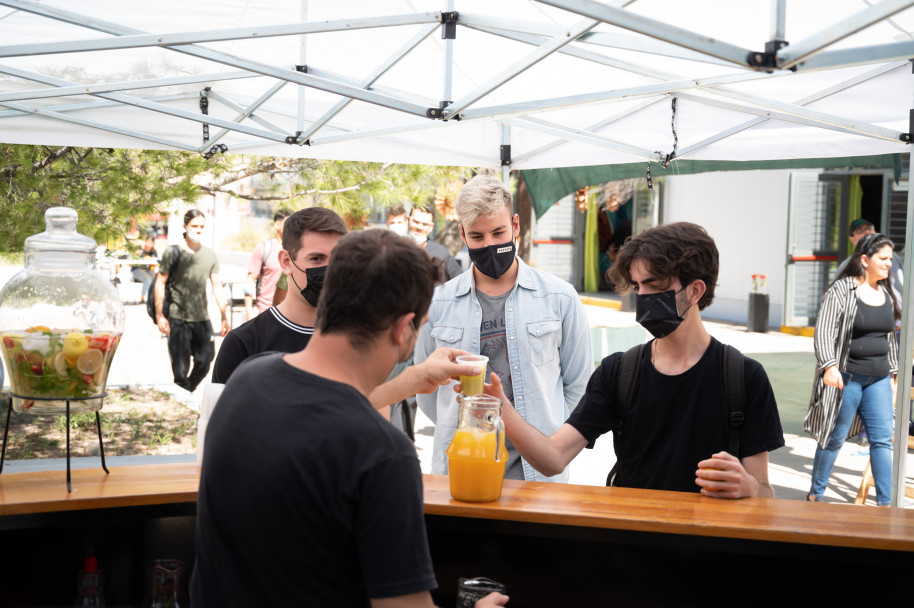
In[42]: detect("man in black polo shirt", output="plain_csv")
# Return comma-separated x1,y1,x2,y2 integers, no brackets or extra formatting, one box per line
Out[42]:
193,230,508,607
212,207,347,383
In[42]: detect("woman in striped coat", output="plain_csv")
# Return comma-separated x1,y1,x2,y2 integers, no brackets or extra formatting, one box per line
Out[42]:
805,233,899,506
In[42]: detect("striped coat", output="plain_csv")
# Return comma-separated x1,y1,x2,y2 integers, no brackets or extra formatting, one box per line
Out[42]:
804,277,898,448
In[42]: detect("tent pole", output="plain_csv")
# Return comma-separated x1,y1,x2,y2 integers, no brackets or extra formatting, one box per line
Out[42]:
777,0,914,70
444,17,600,117
501,124,511,186
0,100,198,151
203,82,289,150
502,116,656,160
891,69,914,507
512,98,667,164
297,0,308,133
770,0,786,41
442,0,455,106
300,24,437,142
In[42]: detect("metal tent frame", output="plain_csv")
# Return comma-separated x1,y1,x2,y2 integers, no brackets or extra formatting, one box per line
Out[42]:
0,0,911,505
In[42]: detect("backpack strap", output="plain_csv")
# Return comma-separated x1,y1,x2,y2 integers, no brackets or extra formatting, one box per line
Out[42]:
722,344,746,457
606,343,644,486
261,239,271,267
163,245,183,292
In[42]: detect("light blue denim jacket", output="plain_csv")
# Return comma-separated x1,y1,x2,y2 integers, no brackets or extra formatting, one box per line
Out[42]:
415,258,592,482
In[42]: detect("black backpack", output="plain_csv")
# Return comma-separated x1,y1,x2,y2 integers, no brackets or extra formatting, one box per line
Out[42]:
146,245,182,324
606,342,745,486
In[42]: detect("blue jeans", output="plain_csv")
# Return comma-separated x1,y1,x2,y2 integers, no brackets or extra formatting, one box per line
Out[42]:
810,373,894,505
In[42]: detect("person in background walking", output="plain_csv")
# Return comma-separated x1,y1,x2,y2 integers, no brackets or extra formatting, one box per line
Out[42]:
806,233,899,506
131,233,158,303
155,209,230,392
408,204,463,281
243,211,288,321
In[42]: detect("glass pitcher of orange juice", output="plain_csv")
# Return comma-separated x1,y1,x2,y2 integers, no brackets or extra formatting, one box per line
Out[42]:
446,394,508,502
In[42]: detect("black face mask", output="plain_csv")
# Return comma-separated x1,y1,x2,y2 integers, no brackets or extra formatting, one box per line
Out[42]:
467,240,516,280
635,286,691,339
289,261,327,308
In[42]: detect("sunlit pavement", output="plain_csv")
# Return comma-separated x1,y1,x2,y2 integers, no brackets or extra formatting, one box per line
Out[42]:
5,278,912,505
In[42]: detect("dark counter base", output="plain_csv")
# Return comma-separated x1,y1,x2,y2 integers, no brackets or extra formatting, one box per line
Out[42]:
427,514,913,607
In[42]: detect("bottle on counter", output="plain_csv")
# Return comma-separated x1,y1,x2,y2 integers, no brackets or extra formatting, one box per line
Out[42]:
140,559,189,608
75,555,105,607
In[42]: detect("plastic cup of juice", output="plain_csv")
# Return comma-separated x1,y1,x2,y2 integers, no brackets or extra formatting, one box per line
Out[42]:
456,355,488,396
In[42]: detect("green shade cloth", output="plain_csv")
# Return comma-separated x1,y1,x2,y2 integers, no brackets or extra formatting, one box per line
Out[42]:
584,197,599,293
521,154,903,220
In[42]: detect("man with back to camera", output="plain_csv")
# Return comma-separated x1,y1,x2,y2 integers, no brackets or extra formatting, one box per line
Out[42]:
192,230,509,608
408,204,463,281
482,222,784,498
242,210,288,321
415,174,593,483
213,206,482,412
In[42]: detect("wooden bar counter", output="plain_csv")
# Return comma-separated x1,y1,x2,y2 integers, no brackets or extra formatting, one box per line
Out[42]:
0,463,912,605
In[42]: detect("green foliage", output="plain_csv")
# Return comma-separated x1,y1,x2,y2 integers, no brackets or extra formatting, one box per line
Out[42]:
0,143,473,252
201,156,471,227
0,144,211,252
54,411,102,433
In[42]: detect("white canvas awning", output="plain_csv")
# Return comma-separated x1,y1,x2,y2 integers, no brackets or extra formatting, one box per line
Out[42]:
1,0,913,506
0,0,910,169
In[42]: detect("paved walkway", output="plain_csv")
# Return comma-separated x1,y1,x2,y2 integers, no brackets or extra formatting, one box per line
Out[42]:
2,281,912,506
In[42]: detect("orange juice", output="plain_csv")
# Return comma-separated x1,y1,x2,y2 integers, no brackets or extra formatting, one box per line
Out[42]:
447,428,508,502
456,355,488,395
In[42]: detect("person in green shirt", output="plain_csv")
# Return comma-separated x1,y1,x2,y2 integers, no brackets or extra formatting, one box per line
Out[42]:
154,209,230,391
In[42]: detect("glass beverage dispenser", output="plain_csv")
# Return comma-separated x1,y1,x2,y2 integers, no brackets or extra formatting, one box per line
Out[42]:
0,207,125,488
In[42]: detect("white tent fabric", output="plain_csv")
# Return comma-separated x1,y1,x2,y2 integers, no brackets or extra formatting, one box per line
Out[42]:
0,0,911,169
1,0,914,505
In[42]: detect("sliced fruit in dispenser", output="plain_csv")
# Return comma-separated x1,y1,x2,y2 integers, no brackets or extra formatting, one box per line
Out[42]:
0,329,121,411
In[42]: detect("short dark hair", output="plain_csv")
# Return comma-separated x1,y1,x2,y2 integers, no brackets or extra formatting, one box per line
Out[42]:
409,205,433,218
282,207,347,259
273,210,289,223
848,218,874,237
387,205,407,220
609,222,719,310
317,230,438,349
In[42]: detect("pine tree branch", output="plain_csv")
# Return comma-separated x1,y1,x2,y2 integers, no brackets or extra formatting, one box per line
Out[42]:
0,146,76,179
200,163,394,200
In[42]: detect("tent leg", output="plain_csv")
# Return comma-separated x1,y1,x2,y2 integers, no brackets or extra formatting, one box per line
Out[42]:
501,124,511,186
891,74,914,507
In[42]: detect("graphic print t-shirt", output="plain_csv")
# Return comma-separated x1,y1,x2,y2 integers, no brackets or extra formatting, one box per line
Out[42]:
476,288,524,480
477,288,513,401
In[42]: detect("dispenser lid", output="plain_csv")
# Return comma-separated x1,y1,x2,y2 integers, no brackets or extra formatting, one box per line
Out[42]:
24,207,97,254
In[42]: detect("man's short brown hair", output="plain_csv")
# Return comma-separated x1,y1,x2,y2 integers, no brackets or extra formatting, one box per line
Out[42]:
609,222,719,310
317,230,439,349
282,207,347,259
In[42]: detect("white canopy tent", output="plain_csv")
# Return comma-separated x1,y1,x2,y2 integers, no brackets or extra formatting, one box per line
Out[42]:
0,0,912,504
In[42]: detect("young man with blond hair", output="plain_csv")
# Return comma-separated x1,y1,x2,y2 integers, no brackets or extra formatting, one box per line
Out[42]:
415,174,592,483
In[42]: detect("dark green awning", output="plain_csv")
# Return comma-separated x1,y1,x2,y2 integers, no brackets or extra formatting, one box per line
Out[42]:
521,154,904,219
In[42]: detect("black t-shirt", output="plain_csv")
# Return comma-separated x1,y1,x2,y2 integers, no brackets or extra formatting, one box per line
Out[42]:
846,297,894,377
566,337,784,493
192,353,437,607
211,307,314,383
